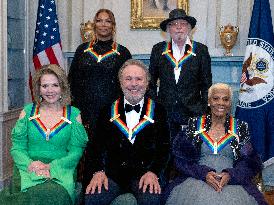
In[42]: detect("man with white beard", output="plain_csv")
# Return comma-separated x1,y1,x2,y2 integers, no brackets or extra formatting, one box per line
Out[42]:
148,8,212,142
84,59,170,205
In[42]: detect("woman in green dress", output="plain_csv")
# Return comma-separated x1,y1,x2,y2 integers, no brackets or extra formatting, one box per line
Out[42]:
0,64,88,205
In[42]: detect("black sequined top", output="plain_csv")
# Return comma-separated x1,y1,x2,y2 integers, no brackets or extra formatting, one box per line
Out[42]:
68,39,132,135
185,114,251,160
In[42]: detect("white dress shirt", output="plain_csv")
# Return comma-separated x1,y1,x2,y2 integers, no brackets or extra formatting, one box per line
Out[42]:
124,97,144,144
172,36,192,83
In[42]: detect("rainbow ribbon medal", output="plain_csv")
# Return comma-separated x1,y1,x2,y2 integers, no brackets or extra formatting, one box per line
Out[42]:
161,41,196,70
110,98,155,142
196,115,238,154
29,104,71,141
84,40,120,63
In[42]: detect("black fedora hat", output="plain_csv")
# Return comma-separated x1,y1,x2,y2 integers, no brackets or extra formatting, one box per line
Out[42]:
160,9,197,31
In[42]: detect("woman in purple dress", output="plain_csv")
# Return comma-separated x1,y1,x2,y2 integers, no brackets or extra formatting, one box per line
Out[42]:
163,83,267,205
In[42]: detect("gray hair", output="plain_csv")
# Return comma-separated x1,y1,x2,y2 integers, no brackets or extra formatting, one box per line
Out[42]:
208,83,233,101
118,59,151,83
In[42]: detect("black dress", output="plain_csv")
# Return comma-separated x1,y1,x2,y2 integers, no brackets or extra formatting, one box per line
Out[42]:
68,39,132,138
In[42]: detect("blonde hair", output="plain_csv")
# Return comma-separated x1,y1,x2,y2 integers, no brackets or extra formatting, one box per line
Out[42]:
208,83,233,101
93,9,116,41
32,64,71,106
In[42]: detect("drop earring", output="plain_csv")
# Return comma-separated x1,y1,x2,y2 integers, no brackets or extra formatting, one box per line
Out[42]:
39,95,43,102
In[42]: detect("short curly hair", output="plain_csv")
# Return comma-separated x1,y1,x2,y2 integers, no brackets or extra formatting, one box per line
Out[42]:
208,83,233,101
32,64,71,106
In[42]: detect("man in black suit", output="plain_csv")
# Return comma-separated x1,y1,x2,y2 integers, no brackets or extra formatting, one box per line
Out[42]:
84,59,170,205
149,9,212,141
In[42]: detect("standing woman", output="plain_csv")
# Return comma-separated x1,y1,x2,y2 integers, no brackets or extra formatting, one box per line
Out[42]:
68,9,132,138
0,64,88,205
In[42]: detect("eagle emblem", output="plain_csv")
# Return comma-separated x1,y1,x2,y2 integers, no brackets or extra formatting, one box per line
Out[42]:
240,52,268,93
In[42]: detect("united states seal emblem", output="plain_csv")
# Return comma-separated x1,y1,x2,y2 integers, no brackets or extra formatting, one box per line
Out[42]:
238,38,274,108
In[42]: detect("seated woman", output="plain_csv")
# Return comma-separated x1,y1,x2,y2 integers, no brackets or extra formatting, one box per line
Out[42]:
0,64,88,205
163,83,267,205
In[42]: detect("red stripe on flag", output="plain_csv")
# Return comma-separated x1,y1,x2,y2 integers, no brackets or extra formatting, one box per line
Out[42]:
45,47,59,65
33,55,42,70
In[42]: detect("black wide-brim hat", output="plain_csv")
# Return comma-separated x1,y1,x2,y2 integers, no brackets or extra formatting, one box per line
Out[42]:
160,9,197,31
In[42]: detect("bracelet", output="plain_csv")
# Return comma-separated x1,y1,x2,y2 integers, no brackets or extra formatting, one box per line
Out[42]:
92,170,104,176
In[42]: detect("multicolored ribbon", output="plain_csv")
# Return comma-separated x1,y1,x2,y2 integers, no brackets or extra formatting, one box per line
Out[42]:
110,98,155,142
161,41,196,70
196,115,238,154
29,104,71,141
84,40,120,63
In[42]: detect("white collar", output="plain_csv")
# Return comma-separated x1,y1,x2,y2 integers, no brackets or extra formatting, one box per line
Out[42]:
171,36,192,50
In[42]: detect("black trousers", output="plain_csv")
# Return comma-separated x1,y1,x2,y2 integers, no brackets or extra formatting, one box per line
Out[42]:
85,178,161,205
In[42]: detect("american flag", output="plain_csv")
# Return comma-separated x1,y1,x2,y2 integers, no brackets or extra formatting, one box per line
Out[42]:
33,0,63,69
30,0,64,99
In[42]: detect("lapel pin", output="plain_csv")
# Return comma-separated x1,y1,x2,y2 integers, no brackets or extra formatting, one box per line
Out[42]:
194,128,206,136
112,49,120,55
61,117,72,124
187,50,196,56
144,115,154,123
162,50,171,55
110,114,120,122
29,114,40,121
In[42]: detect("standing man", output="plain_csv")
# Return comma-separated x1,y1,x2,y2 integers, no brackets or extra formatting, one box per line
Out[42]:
84,59,170,205
149,9,212,140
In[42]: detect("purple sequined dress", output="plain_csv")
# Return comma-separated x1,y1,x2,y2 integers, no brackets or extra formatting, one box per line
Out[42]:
163,115,267,205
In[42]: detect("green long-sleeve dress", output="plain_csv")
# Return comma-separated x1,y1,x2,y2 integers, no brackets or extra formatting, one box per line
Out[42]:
0,103,88,205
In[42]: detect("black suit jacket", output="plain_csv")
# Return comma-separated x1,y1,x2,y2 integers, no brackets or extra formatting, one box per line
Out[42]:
149,41,212,125
83,96,170,189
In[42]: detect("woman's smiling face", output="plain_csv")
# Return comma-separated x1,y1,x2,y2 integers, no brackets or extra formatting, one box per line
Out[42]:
209,88,232,118
40,73,61,104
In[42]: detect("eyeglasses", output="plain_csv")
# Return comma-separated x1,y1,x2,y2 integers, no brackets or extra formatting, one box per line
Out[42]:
95,19,113,26
168,21,189,27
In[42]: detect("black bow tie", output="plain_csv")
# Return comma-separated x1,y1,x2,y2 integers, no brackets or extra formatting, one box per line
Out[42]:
125,103,141,113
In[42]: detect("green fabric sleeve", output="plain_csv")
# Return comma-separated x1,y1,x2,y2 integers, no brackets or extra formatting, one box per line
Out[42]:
50,120,88,181
10,114,33,172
